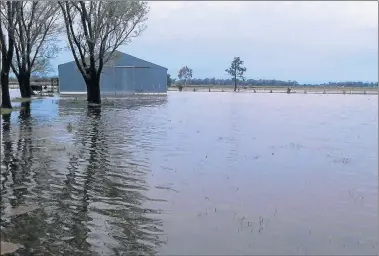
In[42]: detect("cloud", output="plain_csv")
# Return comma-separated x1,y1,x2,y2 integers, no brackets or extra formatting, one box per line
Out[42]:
56,1,378,83
143,1,377,48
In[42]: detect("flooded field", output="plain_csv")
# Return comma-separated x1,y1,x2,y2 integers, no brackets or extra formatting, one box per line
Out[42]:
1,92,377,255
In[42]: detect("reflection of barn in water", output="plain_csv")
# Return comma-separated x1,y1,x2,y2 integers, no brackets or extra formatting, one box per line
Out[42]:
57,99,166,254
58,51,168,96
57,96,168,117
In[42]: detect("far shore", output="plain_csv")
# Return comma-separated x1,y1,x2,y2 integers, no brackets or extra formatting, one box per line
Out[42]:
168,85,378,95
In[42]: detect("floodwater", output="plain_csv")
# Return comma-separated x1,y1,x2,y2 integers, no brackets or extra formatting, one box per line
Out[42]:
0,92,377,255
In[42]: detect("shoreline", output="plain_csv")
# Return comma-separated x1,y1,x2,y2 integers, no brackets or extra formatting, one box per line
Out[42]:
168,86,378,95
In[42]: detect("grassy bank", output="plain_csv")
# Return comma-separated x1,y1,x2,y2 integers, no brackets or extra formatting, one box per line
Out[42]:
12,97,32,103
0,108,13,115
0,106,24,115
1,97,35,116
169,85,378,95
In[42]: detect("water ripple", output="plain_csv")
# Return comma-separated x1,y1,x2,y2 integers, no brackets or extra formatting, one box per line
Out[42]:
1,94,377,255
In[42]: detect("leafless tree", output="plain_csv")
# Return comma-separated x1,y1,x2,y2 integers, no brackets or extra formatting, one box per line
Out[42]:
0,1,17,109
10,1,62,98
58,1,149,104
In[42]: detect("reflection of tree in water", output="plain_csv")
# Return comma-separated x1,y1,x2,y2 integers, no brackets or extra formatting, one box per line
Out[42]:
12,102,33,206
1,112,13,182
54,104,165,255
1,99,166,255
1,113,13,221
1,103,34,208
0,102,50,254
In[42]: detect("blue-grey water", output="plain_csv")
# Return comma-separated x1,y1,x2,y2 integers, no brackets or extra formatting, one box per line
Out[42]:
1,92,377,255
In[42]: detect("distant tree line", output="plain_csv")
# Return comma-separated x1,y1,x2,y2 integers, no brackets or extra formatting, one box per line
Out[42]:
172,59,378,89
321,81,378,87
171,77,378,88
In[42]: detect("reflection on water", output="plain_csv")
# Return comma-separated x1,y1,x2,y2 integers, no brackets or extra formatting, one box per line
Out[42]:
1,96,167,255
1,93,378,255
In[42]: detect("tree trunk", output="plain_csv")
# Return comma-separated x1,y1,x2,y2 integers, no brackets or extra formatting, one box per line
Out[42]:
19,79,27,98
20,101,31,118
86,76,101,104
17,72,32,98
234,75,237,92
24,73,32,97
1,70,12,109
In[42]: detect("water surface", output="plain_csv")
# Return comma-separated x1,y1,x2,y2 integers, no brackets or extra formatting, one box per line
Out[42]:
1,92,377,255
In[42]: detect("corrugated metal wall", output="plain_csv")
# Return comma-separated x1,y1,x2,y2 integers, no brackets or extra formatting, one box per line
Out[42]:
100,67,167,94
58,62,87,93
59,52,168,95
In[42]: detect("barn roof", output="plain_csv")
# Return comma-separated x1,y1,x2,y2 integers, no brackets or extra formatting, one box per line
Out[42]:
58,50,167,70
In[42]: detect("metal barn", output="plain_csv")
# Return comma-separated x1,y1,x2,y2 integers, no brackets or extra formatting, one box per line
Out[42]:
58,51,168,95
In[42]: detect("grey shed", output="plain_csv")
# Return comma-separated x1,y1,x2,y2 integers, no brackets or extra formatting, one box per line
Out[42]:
58,51,168,95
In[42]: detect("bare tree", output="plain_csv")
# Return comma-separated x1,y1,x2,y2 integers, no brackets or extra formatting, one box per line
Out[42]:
225,57,247,92
0,1,17,109
29,52,55,77
59,1,149,104
11,1,61,98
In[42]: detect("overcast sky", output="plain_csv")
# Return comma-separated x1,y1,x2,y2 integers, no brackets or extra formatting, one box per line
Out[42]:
54,1,378,84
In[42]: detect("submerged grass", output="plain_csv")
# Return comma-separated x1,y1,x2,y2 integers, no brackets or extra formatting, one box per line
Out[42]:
12,97,32,103
1,106,25,115
0,108,12,115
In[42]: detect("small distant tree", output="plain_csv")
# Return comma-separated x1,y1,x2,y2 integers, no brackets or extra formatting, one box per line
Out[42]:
225,57,247,92
178,66,192,86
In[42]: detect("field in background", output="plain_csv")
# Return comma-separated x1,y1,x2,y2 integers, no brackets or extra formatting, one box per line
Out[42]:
9,79,59,95
7,82,378,95
169,85,378,95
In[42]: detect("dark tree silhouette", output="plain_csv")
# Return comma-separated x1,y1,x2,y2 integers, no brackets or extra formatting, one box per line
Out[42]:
0,1,17,109
225,57,247,92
